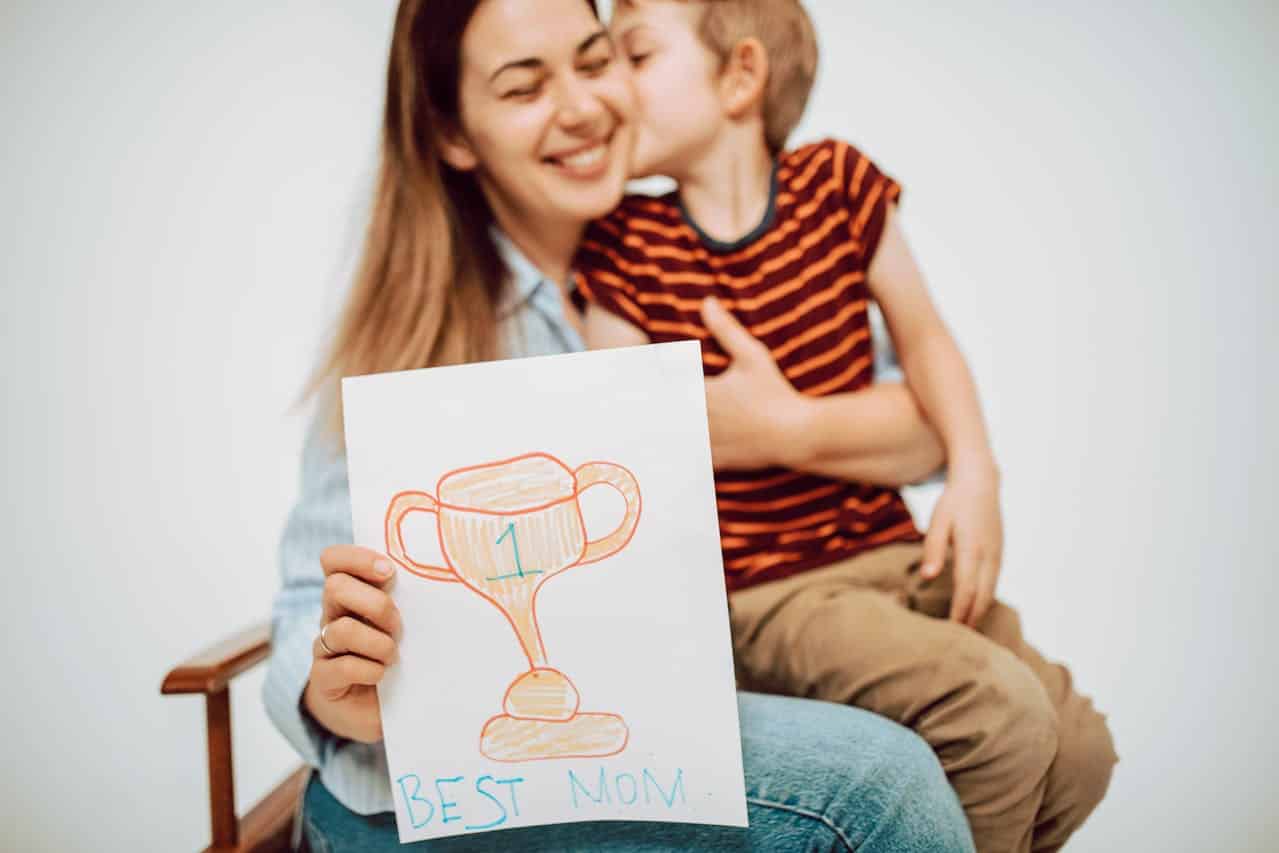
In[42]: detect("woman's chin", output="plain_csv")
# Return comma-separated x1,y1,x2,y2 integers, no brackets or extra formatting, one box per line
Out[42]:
568,191,625,223
550,177,626,222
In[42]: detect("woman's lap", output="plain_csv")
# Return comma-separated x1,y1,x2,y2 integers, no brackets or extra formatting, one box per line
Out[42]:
302,692,974,852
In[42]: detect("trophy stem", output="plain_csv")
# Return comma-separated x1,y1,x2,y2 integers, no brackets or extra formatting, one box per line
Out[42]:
507,603,549,670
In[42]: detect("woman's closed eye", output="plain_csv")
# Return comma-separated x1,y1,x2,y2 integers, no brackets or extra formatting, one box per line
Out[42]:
578,55,613,75
626,52,651,68
501,77,545,100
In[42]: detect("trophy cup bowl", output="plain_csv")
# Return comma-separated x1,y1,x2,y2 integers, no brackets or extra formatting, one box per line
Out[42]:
385,453,641,761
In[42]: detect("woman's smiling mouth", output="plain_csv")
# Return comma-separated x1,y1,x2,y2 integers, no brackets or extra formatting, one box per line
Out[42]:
546,132,614,180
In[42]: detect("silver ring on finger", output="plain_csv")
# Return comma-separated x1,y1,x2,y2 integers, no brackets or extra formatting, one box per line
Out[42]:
318,621,339,657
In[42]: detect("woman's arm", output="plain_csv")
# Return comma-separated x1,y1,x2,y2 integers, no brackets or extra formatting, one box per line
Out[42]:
264,410,354,765
696,298,944,486
264,404,401,770
782,382,945,486
583,303,648,348
868,210,1003,626
586,301,945,486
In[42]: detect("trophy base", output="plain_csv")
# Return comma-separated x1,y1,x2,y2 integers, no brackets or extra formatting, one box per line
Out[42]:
480,712,629,762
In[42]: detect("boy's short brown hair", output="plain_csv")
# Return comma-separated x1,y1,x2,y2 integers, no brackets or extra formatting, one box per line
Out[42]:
621,0,818,154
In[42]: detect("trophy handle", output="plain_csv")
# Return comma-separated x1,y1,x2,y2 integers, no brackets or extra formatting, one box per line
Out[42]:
385,490,457,582
572,462,642,566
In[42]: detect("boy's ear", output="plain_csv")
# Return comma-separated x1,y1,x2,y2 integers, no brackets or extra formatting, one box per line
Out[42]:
719,37,769,119
438,127,480,172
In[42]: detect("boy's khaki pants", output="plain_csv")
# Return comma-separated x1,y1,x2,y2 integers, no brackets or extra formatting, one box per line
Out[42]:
728,542,1118,853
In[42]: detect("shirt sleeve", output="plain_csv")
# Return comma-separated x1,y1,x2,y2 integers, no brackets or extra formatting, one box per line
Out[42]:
261,405,396,814
836,140,902,269
572,217,652,334
261,403,350,770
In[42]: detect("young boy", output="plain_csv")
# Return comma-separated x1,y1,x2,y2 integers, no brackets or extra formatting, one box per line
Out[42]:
574,2,1117,851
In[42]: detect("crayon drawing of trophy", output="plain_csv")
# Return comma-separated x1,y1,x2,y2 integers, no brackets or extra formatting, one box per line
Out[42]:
384,452,641,762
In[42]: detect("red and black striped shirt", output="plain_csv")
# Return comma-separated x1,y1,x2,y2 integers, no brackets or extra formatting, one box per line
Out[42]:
575,138,921,592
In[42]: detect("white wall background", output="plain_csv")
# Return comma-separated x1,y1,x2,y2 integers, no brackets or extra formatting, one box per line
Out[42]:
2,1,1274,850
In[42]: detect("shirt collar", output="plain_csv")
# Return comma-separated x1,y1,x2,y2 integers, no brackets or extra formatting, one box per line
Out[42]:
494,229,549,319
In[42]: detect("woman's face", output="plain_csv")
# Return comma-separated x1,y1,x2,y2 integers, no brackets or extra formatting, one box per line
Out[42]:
448,0,636,230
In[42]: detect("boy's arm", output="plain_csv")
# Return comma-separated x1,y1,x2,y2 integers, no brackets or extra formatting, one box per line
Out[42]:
699,298,945,487
867,209,1004,626
866,209,996,476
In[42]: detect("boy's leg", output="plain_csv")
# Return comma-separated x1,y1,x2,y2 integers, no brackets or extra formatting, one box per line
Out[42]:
906,568,1119,853
730,543,1057,853
730,541,1118,853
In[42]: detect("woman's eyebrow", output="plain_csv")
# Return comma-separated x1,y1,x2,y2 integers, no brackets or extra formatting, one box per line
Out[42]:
576,30,610,56
490,57,543,83
489,30,608,84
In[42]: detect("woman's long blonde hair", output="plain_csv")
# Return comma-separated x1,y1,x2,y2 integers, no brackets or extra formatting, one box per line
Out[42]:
306,0,521,436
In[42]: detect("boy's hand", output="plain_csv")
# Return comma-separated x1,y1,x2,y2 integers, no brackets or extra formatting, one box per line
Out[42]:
921,461,1003,628
700,297,807,469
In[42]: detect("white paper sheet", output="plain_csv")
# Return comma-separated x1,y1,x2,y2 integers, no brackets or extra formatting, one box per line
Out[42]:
341,341,747,843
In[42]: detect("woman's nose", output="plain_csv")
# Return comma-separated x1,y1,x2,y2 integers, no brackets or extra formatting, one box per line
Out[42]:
554,76,607,132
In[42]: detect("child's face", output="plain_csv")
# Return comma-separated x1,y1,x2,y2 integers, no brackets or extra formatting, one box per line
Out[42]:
611,1,726,180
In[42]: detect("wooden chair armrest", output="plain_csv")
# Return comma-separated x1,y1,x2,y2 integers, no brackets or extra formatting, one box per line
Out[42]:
162,622,273,696
211,766,309,853
163,619,301,851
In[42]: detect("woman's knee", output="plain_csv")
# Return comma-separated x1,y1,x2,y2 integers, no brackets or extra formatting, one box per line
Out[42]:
738,694,975,851
875,722,976,852
813,706,976,852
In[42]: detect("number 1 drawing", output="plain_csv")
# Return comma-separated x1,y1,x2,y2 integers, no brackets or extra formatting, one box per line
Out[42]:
384,452,642,762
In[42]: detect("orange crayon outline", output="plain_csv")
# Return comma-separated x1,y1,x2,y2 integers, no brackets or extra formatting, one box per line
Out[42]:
477,710,631,764
384,451,641,762
499,666,581,721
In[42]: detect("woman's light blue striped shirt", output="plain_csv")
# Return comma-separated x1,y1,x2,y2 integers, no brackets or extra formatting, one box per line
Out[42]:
261,234,585,815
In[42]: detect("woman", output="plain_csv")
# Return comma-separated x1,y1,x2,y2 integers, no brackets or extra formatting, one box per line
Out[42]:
264,0,973,850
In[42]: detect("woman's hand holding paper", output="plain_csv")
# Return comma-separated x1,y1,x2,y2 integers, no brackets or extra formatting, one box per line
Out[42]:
304,545,403,744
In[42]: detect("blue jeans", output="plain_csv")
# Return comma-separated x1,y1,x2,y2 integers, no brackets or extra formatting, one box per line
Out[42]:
302,692,974,852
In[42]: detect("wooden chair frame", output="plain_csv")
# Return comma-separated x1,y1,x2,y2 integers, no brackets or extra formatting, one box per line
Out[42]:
161,622,309,853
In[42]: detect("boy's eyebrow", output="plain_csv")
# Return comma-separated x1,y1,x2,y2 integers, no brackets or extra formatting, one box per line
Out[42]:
614,24,649,44
489,29,610,83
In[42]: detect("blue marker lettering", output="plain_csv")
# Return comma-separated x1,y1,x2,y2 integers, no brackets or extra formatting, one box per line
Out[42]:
495,776,526,817
464,775,508,831
643,768,686,808
568,767,611,808
615,772,639,805
435,776,464,824
396,773,435,828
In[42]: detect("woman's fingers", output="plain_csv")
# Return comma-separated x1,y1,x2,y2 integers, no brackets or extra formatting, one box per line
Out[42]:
304,546,399,745
320,544,396,585
313,615,398,665
310,654,388,696
322,572,402,638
